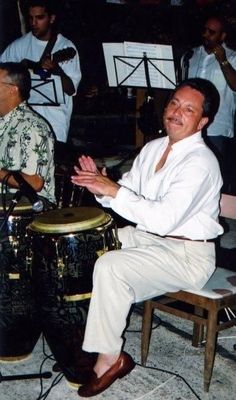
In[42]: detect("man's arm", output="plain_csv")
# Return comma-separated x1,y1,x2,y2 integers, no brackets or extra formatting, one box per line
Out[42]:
0,169,44,192
41,57,75,95
213,44,236,91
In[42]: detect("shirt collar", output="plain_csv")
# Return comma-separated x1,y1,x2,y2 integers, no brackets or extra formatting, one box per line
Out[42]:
1,101,27,123
169,131,203,153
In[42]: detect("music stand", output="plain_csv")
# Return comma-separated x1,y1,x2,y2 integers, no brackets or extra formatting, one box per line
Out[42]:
102,41,176,91
103,41,176,143
114,52,176,93
28,73,65,106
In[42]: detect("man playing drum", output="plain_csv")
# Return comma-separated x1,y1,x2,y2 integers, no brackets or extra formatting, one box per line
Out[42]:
71,78,223,397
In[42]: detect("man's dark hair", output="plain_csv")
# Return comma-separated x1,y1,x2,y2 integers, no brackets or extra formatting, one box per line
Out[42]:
205,13,228,35
0,62,31,100
172,78,220,124
26,0,57,16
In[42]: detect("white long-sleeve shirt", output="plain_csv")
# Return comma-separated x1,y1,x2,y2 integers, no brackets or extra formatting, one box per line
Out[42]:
97,132,223,240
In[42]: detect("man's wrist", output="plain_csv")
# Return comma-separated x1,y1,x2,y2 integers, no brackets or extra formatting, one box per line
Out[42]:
220,59,230,68
52,64,63,75
110,183,120,198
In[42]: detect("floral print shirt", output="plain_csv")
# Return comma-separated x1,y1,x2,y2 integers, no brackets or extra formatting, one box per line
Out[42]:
0,102,55,203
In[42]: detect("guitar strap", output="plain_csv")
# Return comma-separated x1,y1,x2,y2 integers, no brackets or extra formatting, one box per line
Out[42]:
39,33,58,62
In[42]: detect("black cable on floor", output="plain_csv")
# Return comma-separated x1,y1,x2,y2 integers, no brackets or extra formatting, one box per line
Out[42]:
36,353,54,399
42,335,56,361
135,362,202,400
126,305,162,333
34,335,61,400
126,307,201,398
126,320,161,333
36,372,64,400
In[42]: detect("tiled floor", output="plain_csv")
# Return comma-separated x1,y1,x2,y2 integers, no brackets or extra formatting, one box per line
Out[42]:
0,308,236,400
0,218,235,400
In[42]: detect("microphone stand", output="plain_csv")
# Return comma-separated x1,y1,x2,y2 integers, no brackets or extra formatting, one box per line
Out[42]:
0,371,52,383
0,191,52,383
0,191,21,234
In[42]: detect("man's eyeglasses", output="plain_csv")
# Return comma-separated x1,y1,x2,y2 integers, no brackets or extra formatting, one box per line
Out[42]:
0,81,16,86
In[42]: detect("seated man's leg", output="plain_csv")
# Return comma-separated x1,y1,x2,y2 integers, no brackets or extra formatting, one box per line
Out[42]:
82,230,215,355
79,230,215,396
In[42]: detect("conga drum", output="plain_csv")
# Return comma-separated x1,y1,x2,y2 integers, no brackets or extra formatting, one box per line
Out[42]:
28,207,120,386
0,195,41,361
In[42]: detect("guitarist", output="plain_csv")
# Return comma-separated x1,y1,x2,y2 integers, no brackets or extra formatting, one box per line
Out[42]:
0,0,81,153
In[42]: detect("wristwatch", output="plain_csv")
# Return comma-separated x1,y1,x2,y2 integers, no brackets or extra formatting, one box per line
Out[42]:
220,59,229,67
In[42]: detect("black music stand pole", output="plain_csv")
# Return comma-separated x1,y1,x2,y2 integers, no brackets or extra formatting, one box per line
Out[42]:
142,51,154,102
143,52,151,93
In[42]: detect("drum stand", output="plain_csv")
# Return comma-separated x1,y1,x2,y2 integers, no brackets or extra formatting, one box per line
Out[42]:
0,192,52,383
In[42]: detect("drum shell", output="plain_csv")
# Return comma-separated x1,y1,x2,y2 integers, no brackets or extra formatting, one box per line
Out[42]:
0,198,41,361
29,213,118,385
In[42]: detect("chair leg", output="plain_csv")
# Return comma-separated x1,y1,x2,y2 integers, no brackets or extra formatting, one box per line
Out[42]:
141,301,154,365
204,309,218,392
192,306,204,347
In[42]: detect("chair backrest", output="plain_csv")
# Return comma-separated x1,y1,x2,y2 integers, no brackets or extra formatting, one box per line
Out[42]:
220,193,236,219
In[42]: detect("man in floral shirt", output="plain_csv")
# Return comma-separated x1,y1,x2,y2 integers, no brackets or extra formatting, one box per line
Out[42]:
0,61,55,204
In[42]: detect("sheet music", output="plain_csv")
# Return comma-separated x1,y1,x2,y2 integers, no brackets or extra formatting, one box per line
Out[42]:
102,43,126,87
103,41,176,89
123,41,175,88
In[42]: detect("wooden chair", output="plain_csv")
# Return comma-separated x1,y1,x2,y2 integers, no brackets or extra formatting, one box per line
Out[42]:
141,193,236,392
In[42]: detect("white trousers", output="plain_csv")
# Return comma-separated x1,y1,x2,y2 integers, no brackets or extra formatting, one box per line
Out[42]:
82,226,215,355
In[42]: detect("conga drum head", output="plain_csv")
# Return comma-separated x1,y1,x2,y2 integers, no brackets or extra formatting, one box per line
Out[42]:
28,207,109,234
0,194,32,215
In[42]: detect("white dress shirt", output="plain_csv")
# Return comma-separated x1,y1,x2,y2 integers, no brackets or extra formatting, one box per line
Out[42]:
97,132,223,240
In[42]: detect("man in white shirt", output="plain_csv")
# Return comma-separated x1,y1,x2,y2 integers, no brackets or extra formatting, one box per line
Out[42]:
0,0,81,153
71,78,223,397
181,14,236,190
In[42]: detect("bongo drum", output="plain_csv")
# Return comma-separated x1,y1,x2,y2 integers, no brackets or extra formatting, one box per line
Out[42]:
28,207,120,386
0,195,41,361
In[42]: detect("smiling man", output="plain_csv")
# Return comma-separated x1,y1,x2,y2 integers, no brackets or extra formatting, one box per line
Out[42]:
163,85,209,144
71,78,223,397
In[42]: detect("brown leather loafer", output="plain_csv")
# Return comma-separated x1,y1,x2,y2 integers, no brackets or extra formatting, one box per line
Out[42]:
78,351,135,397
